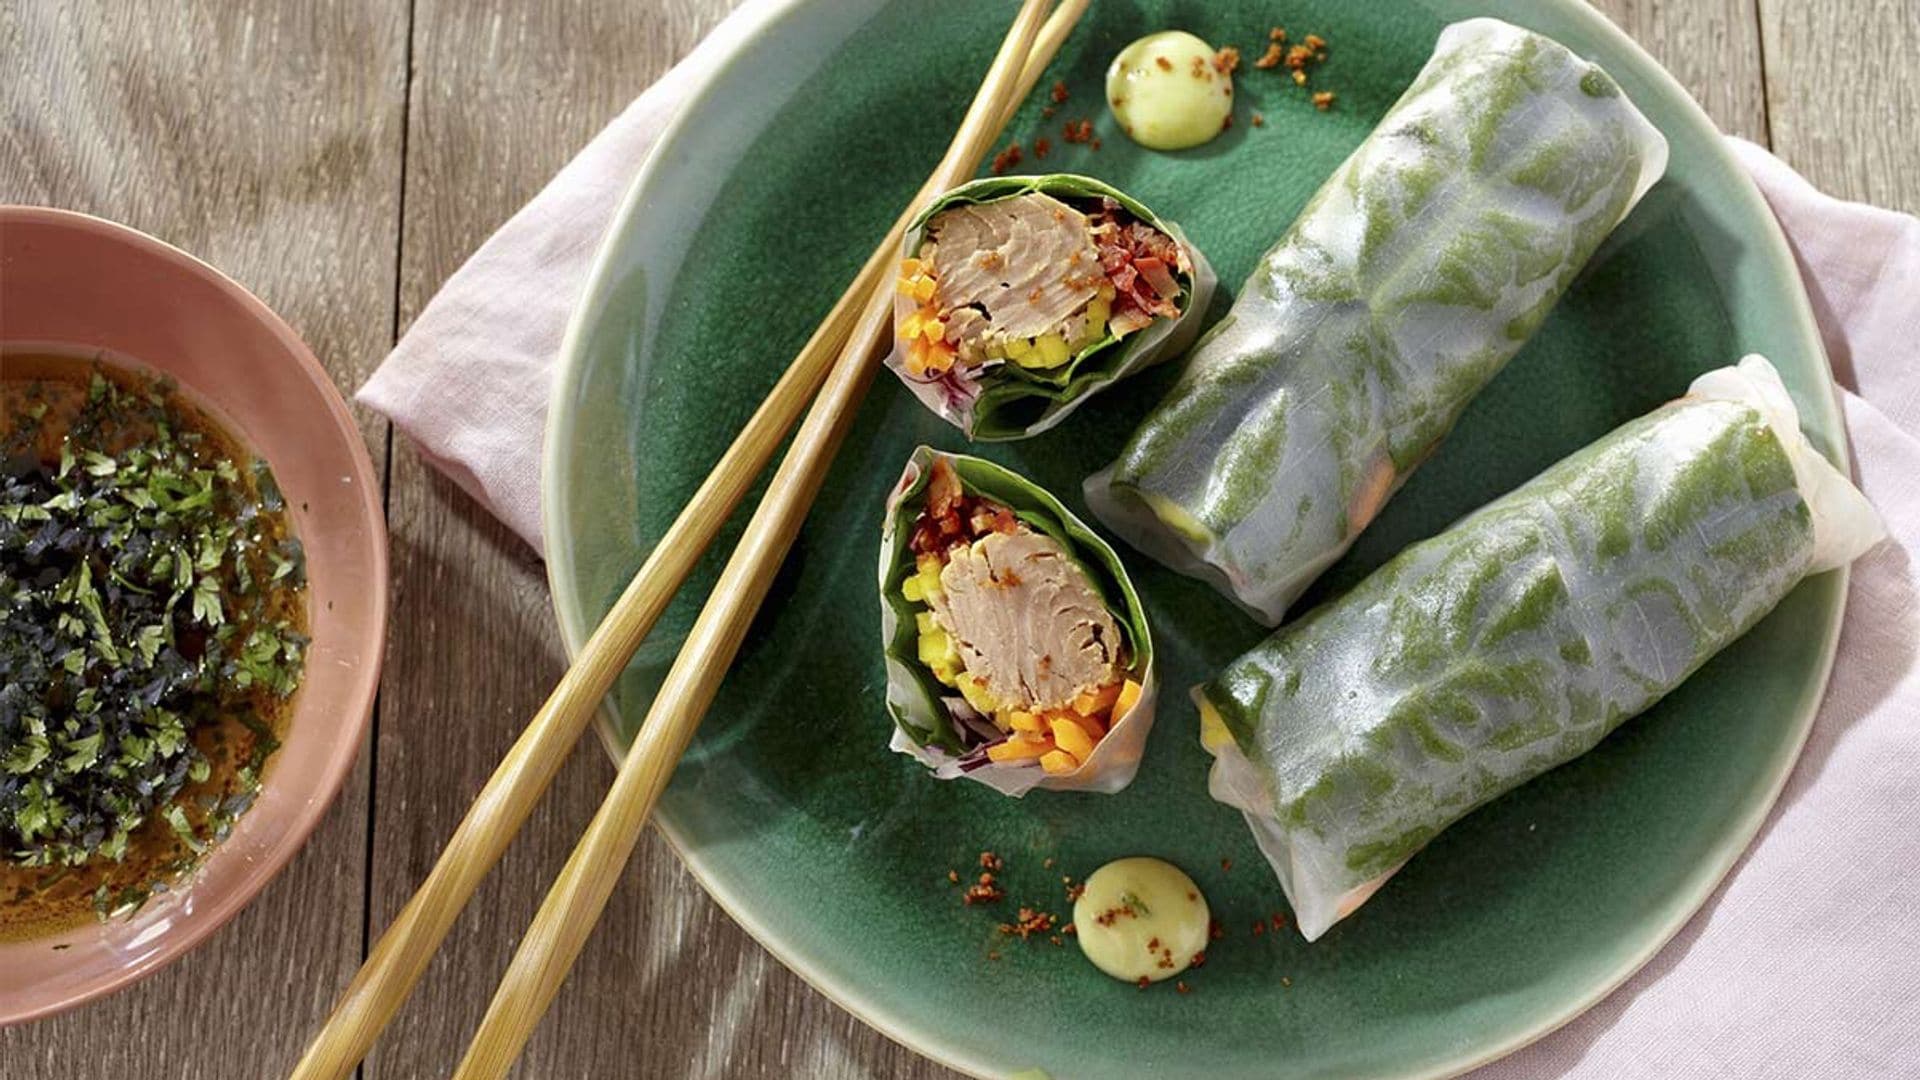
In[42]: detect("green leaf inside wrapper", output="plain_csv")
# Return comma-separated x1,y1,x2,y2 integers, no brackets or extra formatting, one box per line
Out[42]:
879,447,1153,755
898,175,1214,442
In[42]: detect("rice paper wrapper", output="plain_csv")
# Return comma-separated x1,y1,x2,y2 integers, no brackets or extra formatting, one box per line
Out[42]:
1088,18,1671,625
878,446,1158,796
1198,355,1882,940
886,175,1216,442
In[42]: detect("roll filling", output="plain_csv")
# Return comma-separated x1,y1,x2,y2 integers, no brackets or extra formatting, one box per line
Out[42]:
904,458,1139,774
888,176,1214,441
879,448,1157,795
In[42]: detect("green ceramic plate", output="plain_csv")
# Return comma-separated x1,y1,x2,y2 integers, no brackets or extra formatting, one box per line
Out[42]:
545,2,1848,1076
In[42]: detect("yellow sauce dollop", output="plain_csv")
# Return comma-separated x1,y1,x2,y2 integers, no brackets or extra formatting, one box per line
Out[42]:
1072,857,1210,983
1106,31,1233,151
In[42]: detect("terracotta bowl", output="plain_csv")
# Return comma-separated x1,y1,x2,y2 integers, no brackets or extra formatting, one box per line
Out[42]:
0,207,387,1023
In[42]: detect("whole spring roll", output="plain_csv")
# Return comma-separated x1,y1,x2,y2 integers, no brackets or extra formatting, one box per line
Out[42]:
879,448,1157,796
888,175,1215,441
1087,19,1671,624
1199,357,1884,940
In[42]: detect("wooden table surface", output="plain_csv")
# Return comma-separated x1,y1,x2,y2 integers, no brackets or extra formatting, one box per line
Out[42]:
2,1,1914,1076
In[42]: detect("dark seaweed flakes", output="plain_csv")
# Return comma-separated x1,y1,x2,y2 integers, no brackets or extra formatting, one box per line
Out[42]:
1,370,304,915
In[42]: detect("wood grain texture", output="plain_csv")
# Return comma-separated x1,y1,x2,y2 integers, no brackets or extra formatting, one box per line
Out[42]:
366,0,945,1076
1760,0,1920,212
0,1,406,1078
1589,0,1769,142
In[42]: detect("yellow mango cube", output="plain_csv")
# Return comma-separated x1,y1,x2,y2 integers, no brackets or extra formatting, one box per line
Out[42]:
1040,749,1080,775
988,735,1053,762
1049,716,1095,761
956,672,998,716
1016,333,1071,370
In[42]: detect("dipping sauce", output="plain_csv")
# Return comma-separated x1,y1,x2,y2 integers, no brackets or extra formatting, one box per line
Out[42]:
0,354,306,938
1072,856,1210,983
1106,31,1234,151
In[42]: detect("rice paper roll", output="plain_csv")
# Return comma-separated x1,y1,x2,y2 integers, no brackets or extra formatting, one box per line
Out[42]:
879,447,1157,795
1199,356,1883,940
1087,18,1671,624
888,175,1215,441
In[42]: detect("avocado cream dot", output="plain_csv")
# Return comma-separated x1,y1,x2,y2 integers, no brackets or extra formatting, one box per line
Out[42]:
1072,857,1210,983
1106,32,1234,151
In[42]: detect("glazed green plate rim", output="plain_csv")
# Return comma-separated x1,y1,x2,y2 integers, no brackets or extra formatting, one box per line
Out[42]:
542,2,1849,1076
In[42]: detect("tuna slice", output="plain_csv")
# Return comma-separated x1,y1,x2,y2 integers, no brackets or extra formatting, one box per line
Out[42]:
928,192,1101,352
928,529,1122,711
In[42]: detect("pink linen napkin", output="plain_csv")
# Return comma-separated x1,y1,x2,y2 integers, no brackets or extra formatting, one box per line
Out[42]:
357,3,1920,1074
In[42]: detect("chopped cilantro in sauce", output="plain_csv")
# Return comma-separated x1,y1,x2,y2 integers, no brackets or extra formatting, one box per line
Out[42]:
1,356,306,933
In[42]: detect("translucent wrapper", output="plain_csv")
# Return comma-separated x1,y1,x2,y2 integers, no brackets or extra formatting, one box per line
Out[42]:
1199,356,1883,940
879,447,1158,796
1087,18,1671,624
886,175,1216,442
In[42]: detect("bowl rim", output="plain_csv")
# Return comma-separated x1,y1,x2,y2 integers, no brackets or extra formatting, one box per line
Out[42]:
0,204,389,1025
539,1,1850,1076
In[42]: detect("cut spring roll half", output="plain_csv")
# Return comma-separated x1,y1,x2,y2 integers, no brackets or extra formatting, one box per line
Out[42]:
879,447,1157,795
1088,19,1671,624
889,175,1215,441
1199,357,1883,940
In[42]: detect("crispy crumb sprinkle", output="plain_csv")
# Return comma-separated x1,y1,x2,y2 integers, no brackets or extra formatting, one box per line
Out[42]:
990,143,1022,175
1251,920,1264,936
1066,881,1087,902
1042,104,1057,119
1049,934,1064,947
1251,111,1265,127
979,851,1004,872
1255,43,1284,70
1209,919,1225,941
1313,90,1335,110
947,869,959,884
1043,857,1056,870
1281,975,1293,988
1221,113,1233,131
1292,70,1309,86
1176,980,1192,994
1270,912,1288,933
1062,118,1096,145
1050,80,1070,104
1221,858,1233,872
1212,46,1241,75
1190,950,1207,969
1062,921,1076,936
1033,136,1052,158
998,906,1058,940
1270,26,1288,42
1136,975,1152,990
964,872,1005,905
1304,33,1326,52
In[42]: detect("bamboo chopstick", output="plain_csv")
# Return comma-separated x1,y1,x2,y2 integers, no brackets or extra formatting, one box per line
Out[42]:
444,3,1083,1075
290,3,1084,1078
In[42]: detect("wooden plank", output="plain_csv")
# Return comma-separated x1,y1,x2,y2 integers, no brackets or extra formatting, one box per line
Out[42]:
1760,0,1920,212
364,0,930,1076
369,0,953,1072
1589,0,1769,143
0,1,406,1077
